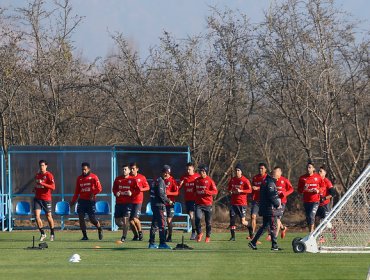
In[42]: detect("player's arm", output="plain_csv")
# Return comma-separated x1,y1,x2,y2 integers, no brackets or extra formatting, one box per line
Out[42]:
140,178,150,192
297,178,304,194
70,179,80,205
93,176,103,195
285,179,294,197
157,178,171,205
38,174,56,190
207,180,218,196
112,179,120,197
240,179,252,194
166,179,179,196
268,180,281,208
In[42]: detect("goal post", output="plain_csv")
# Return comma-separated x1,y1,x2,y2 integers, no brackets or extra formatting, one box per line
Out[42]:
293,164,370,253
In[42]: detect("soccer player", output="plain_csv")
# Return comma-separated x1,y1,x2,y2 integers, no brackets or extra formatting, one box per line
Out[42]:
298,161,324,233
129,162,150,241
163,166,178,242
148,165,174,249
179,162,200,240
112,164,140,242
194,164,218,243
249,163,268,241
227,163,253,241
70,162,103,240
248,171,282,251
273,166,294,239
316,165,335,225
33,160,56,241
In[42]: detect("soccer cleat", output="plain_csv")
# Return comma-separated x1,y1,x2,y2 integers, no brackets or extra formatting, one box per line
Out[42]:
158,243,172,249
205,237,210,243
190,232,197,240
132,236,140,241
229,236,236,241
281,227,287,239
40,234,47,242
120,236,126,243
81,236,89,241
248,242,257,250
266,235,271,241
271,247,283,251
50,235,55,242
138,232,144,241
98,229,103,240
196,233,204,242
148,243,159,249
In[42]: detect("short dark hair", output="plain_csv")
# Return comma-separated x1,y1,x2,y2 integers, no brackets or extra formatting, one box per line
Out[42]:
39,160,48,165
307,160,315,167
319,165,327,171
122,164,129,168
129,162,139,168
258,163,267,168
186,162,194,167
81,162,90,168
273,166,281,170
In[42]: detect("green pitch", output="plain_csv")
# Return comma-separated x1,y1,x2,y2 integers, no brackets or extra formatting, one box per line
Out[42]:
0,230,368,280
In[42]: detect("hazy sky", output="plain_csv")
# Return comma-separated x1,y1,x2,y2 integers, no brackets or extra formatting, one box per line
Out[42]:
2,0,369,60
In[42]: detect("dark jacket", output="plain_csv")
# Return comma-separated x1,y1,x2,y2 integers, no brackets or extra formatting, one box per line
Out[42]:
258,174,281,217
150,176,171,206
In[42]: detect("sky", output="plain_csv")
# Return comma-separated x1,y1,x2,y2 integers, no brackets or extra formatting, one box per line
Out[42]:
2,0,369,61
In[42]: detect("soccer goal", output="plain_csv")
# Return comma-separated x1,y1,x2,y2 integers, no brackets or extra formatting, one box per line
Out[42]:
293,164,370,253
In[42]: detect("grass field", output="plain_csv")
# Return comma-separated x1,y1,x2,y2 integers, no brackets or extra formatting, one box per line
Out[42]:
0,230,368,280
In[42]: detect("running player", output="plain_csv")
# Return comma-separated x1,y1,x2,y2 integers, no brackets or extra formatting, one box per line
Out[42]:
249,163,268,242
179,162,200,240
33,160,56,241
163,167,178,242
316,165,335,226
298,161,324,233
227,163,253,241
129,162,150,241
70,162,103,240
194,164,218,243
273,166,294,239
112,164,140,242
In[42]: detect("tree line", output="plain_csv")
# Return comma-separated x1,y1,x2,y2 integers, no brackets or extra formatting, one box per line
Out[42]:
0,0,369,211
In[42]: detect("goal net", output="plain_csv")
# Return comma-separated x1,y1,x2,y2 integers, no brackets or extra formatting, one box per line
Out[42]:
295,164,370,253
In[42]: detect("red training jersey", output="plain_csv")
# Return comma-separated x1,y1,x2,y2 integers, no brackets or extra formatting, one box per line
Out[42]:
130,173,150,204
275,176,294,204
298,173,323,203
180,172,200,201
320,177,334,206
251,173,267,202
34,171,55,201
71,172,102,203
228,176,252,206
194,176,218,206
164,176,179,205
112,175,141,204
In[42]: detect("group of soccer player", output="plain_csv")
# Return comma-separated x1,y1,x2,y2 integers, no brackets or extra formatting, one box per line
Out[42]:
32,158,334,250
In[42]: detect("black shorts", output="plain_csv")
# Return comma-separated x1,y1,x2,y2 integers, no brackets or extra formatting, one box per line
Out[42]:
130,203,142,219
304,202,319,226
77,199,96,216
316,204,331,219
185,201,195,213
165,205,175,218
274,204,286,219
33,198,52,213
250,201,259,216
230,205,247,219
114,203,131,218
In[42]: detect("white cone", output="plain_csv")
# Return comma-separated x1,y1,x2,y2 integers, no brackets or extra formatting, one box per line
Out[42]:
69,253,81,262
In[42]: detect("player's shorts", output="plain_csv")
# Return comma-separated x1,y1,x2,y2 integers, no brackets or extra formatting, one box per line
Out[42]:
185,201,195,213
250,201,259,216
129,203,142,219
114,203,131,218
33,198,52,213
316,203,331,219
274,203,286,219
165,205,175,218
229,205,247,219
77,199,96,216
304,202,319,225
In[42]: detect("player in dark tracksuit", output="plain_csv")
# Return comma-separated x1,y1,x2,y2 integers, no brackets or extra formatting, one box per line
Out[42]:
148,165,174,249
248,173,282,251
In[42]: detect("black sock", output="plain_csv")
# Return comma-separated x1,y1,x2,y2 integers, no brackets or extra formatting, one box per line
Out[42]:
82,230,87,238
50,228,55,235
247,226,253,236
98,227,102,231
192,229,196,234
230,229,235,238
40,228,45,235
